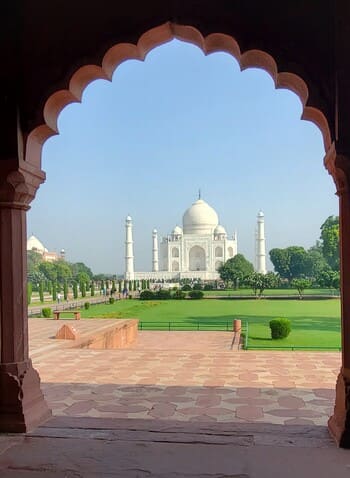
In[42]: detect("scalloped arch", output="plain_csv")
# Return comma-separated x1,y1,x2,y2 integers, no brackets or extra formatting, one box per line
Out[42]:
26,21,332,168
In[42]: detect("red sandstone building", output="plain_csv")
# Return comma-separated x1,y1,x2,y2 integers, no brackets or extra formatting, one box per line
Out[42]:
1,0,350,447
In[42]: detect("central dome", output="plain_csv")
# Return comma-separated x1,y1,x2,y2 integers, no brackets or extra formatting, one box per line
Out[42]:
182,199,219,235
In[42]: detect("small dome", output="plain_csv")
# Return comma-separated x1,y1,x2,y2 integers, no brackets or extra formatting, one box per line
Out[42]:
183,199,219,234
27,235,46,254
257,210,264,217
126,215,132,221
172,225,183,235
153,229,157,234
214,225,226,235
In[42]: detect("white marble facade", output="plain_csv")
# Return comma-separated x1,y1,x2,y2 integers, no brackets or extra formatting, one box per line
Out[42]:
125,197,240,281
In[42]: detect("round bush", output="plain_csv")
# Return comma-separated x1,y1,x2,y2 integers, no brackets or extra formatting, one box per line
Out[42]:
140,290,155,300
188,290,204,300
173,290,186,300
269,318,291,339
193,283,203,290
109,297,115,304
41,307,52,318
203,284,214,291
181,284,192,291
155,289,172,300
84,302,90,310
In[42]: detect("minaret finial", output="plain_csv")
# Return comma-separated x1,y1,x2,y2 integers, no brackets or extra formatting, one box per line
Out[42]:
198,188,201,200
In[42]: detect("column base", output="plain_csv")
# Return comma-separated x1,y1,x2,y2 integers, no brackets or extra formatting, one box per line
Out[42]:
0,359,51,433
328,369,350,448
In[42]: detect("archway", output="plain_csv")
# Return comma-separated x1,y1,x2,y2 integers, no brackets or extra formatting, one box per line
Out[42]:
2,11,350,448
189,246,206,271
215,246,223,257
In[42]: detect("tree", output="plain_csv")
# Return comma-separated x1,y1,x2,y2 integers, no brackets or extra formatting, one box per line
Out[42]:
304,248,329,278
52,282,57,301
316,269,340,291
246,272,279,297
39,262,58,282
290,278,312,298
90,282,95,296
63,280,68,300
218,254,254,287
27,251,43,283
269,246,308,280
70,262,93,279
320,216,339,271
56,261,72,283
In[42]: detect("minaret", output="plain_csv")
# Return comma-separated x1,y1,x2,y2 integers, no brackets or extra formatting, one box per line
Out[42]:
256,211,267,274
125,215,135,280
152,229,159,272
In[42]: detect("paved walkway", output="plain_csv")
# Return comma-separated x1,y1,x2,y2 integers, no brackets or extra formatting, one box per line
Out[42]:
29,318,340,426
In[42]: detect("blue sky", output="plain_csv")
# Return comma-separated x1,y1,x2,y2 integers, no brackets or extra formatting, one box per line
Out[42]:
28,39,338,274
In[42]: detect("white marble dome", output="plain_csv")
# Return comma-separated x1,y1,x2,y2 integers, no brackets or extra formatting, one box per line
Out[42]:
183,199,219,234
27,235,47,253
172,225,183,235
214,224,226,235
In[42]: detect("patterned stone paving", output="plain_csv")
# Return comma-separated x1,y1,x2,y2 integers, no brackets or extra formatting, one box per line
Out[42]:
29,318,340,426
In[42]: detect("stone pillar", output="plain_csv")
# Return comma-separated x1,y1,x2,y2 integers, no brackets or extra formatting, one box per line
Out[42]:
124,215,135,281
0,159,51,432
256,211,266,274
152,229,159,272
325,149,350,447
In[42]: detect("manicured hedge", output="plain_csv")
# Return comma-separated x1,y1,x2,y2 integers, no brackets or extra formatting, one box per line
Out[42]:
269,318,291,339
188,290,204,300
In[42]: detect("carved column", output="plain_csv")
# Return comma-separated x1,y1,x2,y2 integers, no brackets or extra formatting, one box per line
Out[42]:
325,148,350,447
0,159,51,432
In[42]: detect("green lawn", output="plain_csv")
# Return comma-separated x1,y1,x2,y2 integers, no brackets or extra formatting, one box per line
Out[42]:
203,288,340,297
54,297,342,350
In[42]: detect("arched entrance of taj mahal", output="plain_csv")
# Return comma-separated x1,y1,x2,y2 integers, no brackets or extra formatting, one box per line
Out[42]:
1,0,350,448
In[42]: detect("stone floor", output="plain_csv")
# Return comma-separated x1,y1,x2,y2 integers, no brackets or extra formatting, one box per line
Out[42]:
0,318,347,477
29,318,340,426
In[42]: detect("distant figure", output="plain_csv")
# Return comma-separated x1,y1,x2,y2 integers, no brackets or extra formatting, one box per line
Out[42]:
57,293,61,303
122,287,128,298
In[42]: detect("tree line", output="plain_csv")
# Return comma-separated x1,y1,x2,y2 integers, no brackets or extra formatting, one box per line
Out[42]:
218,216,340,296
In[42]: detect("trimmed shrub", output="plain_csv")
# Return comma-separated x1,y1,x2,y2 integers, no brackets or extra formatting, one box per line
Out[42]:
188,290,204,300
27,282,32,305
155,289,172,300
181,284,192,291
39,281,44,303
73,281,78,299
41,307,52,318
193,283,203,290
140,290,155,300
63,281,68,300
204,284,214,291
52,282,57,301
109,297,115,304
84,302,90,309
173,289,186,300
269,318,291,339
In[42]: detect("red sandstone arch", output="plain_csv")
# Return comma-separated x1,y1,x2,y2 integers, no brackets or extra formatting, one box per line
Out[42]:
25,22,332,169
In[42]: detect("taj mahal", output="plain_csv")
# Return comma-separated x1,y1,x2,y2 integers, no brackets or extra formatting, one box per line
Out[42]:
124,195,267,281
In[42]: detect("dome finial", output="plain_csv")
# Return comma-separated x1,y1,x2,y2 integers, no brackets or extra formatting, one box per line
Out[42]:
198,188,201,200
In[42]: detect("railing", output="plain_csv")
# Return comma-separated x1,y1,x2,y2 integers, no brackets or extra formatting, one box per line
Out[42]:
28,296,110,317
138,321,232,331
242,320,340,351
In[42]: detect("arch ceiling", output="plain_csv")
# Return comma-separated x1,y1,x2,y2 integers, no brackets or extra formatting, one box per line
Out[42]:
26,22,332,169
